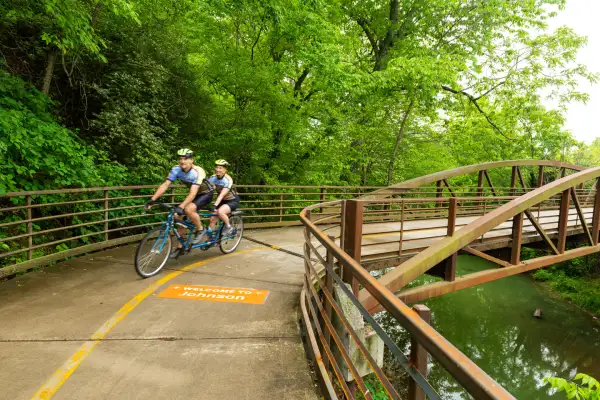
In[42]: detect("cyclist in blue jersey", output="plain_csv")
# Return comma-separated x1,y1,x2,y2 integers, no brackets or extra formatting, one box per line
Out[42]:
207,159,240,237
145,149,213,255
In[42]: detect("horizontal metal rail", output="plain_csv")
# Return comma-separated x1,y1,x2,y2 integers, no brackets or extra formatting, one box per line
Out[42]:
0,185,380,277
299,203,515,399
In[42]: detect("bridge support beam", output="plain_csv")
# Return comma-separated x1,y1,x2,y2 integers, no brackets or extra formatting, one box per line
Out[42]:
510,213,523,265
426,198,457,281
557,189,571,253
343,200,362,296
408,305,430,400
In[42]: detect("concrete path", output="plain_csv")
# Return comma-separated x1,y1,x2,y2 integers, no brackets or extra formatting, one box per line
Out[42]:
0,227,317,400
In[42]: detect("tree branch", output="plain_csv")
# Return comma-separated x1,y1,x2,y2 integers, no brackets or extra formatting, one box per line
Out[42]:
250,25,263,64
355,17,378,54
388,98,414,185
294,68,310,96
441,85,514,140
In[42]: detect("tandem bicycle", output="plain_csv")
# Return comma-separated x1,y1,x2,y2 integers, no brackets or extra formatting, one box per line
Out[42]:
134,200,244,278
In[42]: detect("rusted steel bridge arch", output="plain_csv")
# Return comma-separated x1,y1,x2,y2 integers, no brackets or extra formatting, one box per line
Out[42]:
359,166,600,314
362,159,586,199
299,159,597,399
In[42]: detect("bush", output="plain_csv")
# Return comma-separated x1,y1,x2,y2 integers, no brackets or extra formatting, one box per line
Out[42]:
0,70,128,194
544,373,600,399
533,268,554,282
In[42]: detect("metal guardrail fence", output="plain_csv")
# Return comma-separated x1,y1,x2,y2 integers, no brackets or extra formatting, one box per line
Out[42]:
298,168,600,399
0,185,383,278
299,200,516,400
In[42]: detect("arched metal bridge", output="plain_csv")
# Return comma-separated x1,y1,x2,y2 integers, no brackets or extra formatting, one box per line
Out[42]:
299,160,599,400
1,160,597,400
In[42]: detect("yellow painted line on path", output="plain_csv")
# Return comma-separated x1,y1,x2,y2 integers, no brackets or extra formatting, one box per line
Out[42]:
30,247,266,400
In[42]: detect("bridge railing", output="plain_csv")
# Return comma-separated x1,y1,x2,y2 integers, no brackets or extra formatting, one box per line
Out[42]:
361,168,600,313
299,201,516,400
355,190,596,270
0,185,383,278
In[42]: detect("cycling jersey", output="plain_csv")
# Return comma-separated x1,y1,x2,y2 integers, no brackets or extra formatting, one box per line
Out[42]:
209,174,237,201
167,165,213,193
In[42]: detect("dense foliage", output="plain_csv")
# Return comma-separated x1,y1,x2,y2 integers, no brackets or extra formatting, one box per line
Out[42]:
545,373,600,400
1,0,598,193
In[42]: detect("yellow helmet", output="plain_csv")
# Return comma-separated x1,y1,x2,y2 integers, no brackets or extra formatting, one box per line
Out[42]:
177,148,194,158
215,159,230,167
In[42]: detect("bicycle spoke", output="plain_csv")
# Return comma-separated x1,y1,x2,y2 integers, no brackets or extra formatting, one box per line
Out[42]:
138,251,157,271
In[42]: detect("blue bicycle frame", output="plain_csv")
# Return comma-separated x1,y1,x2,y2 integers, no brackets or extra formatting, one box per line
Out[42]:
153,207,231,253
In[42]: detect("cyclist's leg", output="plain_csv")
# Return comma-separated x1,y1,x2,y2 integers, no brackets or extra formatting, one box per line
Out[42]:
188,190,214,231
218,196,240,236
217,204,232,227
174,214,185,249
184,203,201,230
209,215,219,230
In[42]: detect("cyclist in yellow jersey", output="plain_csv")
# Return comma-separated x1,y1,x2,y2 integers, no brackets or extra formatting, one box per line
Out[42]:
207,159,240,237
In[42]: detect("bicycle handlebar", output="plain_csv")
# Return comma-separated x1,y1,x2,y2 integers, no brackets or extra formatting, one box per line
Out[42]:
145,200,185,214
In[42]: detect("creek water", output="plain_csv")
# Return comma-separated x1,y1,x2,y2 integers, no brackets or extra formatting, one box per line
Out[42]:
377,255,600,399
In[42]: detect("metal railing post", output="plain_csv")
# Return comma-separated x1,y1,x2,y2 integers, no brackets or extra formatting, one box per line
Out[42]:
279,193,284,222
26,195,32,260
323,236,334,371
408,304,431,400
342,199,363,296
399,199,404,256
104,190,109,242
444,197,457,281
511,213,523,264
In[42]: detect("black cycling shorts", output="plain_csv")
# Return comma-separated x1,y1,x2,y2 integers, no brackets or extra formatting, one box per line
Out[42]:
192,190,214,209
217,196,240,212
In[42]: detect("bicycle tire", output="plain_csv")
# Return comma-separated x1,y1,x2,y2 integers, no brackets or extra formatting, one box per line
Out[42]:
219,215,244,254
135,226,172,278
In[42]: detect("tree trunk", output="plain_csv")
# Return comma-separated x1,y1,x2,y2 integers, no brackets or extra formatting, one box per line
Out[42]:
387,99,414,186
92,2,104,28
42,48,59,96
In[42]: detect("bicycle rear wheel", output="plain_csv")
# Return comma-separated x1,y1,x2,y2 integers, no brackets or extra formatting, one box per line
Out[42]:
135,226,173,278
219,215,244,254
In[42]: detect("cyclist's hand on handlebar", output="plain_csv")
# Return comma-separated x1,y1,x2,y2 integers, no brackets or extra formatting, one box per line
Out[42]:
144,200,153,211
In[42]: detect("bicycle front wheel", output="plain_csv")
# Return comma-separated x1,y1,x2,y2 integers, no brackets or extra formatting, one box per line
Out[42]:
135,226,173,278
219,215,244,254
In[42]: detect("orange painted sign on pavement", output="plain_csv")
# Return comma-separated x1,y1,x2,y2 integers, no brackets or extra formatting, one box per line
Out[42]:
157,284,269,304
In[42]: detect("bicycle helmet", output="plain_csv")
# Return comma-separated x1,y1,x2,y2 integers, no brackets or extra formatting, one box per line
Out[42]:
177,148,194,158
215,159,230,167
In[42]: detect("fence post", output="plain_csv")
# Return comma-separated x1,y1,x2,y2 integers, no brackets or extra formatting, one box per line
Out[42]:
319,187,326,214
342,199,363,296
170,187,175,205
408,305,431,400
323,236,335,371
104,190,109,242
26,195,32,260
398,199,404,256
280,193,284,222
340,200,347,250
444,198,457,281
